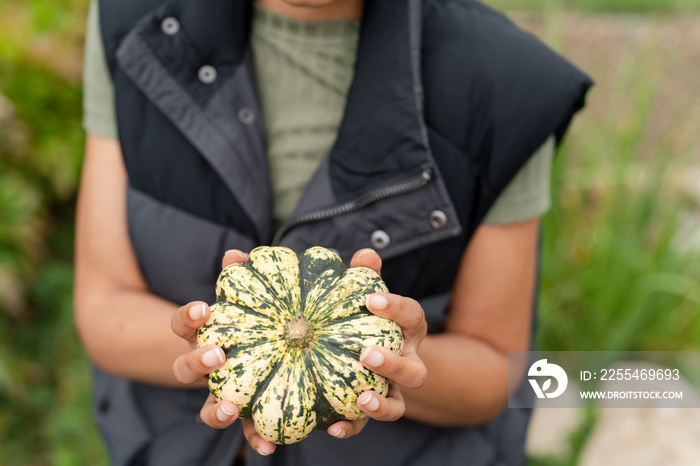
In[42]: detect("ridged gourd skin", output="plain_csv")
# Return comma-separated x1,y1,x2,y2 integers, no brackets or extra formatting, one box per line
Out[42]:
196,246,404,445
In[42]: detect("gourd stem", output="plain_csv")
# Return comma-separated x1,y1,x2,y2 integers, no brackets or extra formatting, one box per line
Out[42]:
285,314,315,348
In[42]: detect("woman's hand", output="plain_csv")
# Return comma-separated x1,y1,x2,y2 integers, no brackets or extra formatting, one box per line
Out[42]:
325,249,428,439
171,250,278,456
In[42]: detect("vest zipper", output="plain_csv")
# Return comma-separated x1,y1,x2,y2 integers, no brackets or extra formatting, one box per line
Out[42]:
271,167,433,246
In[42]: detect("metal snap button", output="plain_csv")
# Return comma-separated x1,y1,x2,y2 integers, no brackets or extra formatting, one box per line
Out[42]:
161,17,180,35
370,230,391,251
198,65,217,84
238,107,255,124
429,210,448,230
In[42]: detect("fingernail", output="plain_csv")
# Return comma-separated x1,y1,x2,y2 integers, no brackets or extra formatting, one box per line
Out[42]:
217,403,236,422
367,294,387,311
225,249,248,261
357,248,374,258
358,392,379,411
360,348,384,368
257,447,272,456
220,402,236,416
329,426,345,438
202,348,225,367
189,303,207,321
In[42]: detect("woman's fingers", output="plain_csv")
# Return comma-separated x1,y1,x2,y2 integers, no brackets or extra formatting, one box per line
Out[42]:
242,420,277,456
365,293,427,340
357,383,405,421
172,345,226,384
360,345,427,389
222,249,249,269
199,394,239,428
349,248,382,276
199,395,276,458
326,384,405,439
172,301,210,343
327,416,370,440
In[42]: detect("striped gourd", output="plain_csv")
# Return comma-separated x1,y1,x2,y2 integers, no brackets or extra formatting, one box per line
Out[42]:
197,246,403,445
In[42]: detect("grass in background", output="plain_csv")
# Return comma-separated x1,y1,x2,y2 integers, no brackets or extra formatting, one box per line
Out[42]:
521,8,700,466
536,19,700,354
529,59,700,459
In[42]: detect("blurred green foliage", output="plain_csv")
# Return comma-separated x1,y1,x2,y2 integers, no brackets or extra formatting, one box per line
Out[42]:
539,60,700,352
0,0,698,465
0,0,106,464
533,12,700,354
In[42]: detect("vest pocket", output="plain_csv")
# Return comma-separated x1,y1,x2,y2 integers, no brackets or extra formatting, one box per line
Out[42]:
126,184,256,305
278,169,462,264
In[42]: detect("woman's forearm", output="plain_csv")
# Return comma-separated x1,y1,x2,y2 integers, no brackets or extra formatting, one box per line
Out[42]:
75,286,200,387
74,134,200,388
401,221,539,426
402,332,510,426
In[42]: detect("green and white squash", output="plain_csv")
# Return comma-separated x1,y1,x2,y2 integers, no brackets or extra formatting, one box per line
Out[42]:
197,246,404,445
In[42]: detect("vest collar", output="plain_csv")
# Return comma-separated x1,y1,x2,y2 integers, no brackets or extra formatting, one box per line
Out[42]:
328,0,433,198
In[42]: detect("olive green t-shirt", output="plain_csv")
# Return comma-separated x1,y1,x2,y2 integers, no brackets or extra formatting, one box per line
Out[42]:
82,1,554,227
